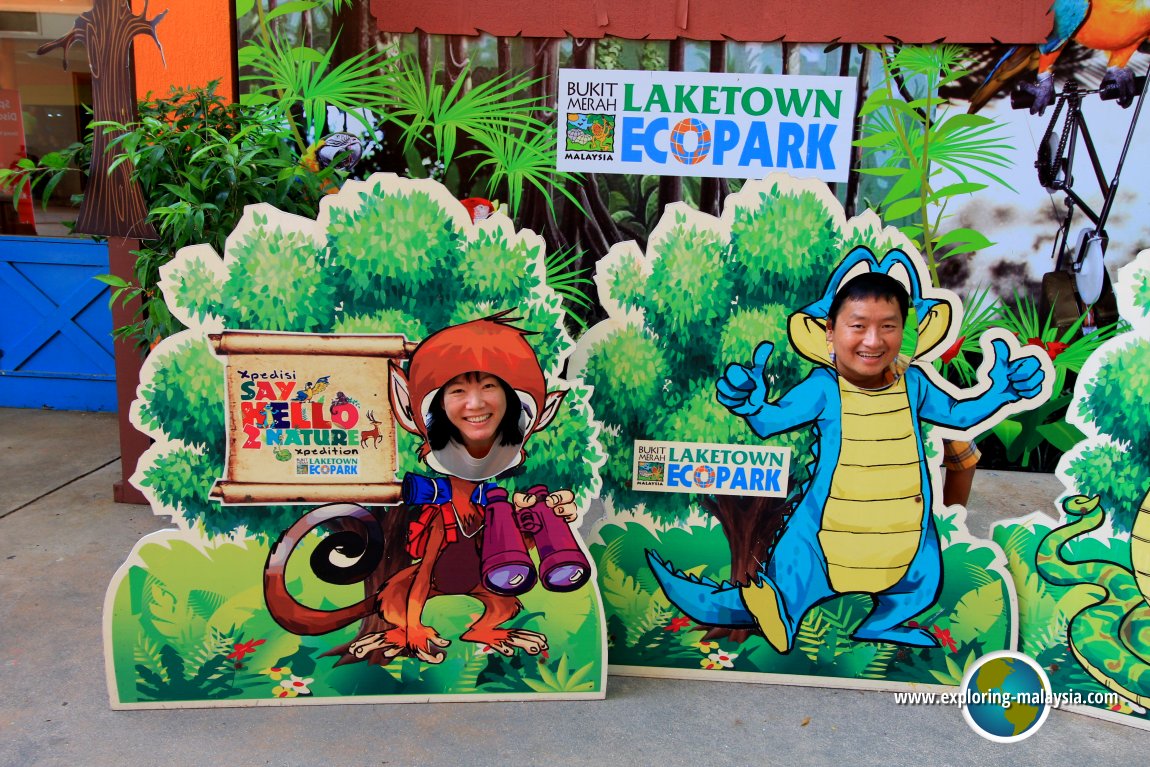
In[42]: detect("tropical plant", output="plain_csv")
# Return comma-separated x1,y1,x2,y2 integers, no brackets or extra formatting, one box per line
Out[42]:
956,290,1124,469
855,44,1014,287
1,81,340,349
383,59,585,218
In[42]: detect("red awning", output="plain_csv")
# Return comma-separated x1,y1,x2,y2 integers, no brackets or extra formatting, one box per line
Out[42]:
369,0,1052,44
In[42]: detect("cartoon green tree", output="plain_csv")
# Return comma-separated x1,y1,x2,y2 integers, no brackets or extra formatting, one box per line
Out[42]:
1062,258,1150,533
577,177,902,630
134,174,602,661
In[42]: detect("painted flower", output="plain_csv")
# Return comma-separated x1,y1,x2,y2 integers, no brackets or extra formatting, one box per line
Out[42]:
227,638,266,661
700,651,739,670
272,685,299,699
940,335,966,364
261,666,292,680
692,640,719,654
1023,337,1069,361
932,625,957,653
278,675,314,696
665,616,692,633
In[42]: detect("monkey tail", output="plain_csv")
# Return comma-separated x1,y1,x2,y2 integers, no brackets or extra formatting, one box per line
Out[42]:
264,503,385,635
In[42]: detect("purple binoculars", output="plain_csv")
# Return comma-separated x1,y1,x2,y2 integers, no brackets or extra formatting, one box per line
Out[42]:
481,485,591,597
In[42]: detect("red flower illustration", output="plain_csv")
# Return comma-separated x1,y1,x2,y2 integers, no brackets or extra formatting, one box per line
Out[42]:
227,638,266,661
665,616,692,632
940,335,966,364
932,625,957,653
1024,337,1069,361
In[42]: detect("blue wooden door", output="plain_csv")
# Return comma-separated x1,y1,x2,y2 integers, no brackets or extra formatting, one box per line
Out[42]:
0,236,115,411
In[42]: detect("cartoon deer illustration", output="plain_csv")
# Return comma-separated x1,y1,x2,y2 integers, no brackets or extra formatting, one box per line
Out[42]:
359,410,384,448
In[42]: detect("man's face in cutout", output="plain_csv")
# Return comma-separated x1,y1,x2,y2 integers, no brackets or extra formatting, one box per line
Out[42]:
826,296,905,389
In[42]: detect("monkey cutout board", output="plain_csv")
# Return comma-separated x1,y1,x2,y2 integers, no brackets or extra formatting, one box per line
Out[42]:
988,249,1150,731
104,175,606,707
571,174,1053,694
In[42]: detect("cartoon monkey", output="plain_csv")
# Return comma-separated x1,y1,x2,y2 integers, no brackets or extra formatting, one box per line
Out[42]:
263,314,581,664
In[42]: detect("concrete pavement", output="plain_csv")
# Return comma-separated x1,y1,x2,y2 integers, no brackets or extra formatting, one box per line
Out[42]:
2,407,1147,766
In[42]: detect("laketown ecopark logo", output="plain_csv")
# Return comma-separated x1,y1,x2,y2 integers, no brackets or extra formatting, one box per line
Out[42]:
632,440,790,498
557,69,855,180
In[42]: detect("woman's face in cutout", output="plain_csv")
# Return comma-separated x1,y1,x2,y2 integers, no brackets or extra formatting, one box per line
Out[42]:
441,371,508,457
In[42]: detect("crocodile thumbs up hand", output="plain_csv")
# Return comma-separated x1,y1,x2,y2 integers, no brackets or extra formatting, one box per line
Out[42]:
716,341,774,417
988,338,1045,402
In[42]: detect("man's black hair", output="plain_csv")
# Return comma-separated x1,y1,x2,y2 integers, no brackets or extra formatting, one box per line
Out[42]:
426,372,524,451
827,271,910,324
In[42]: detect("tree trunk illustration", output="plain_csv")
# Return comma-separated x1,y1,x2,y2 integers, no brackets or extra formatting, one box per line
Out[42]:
696,492,791,644
519,37,569,252
332,0,382,67
844,45,872,219
37,0,164,239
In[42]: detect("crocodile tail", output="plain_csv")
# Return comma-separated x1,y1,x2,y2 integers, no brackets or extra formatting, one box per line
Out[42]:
646,550,756,628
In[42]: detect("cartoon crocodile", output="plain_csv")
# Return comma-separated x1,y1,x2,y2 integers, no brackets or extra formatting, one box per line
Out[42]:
649,247,1051,653
1036,493,1150,709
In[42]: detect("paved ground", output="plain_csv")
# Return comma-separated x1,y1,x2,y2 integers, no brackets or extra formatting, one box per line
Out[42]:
2,407,1148,766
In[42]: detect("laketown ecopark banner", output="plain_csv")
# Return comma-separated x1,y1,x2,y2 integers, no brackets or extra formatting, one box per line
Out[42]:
557,69,855,181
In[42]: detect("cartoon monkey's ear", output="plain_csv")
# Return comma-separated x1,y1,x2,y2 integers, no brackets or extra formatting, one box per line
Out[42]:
388,361,421,436
533,390,568,432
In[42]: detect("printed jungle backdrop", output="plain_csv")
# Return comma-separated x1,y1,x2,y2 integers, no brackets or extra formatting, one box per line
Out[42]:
569,176,1028,692
10,0,1141,726
104,175,607,707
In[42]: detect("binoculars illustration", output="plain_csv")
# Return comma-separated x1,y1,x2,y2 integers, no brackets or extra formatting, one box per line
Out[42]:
402,473,590,596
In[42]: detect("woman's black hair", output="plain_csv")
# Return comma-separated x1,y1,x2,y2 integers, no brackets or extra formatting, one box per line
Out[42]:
827,271,910,325
426,372,525,451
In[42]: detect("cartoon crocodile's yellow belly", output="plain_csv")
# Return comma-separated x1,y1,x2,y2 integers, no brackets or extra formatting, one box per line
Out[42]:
818,377,924,593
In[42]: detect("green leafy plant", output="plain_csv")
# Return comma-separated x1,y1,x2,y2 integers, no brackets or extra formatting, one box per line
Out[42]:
936,285,1000,386
384,60,585,218
238,0,397,149
974,292,1123,468
855,44,1014,287
96,83,337,347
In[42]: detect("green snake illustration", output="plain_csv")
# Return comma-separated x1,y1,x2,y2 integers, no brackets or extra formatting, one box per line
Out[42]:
1036,491,1150,707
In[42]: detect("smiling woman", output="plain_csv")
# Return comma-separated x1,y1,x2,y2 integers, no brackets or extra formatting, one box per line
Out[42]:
431,371,519,458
